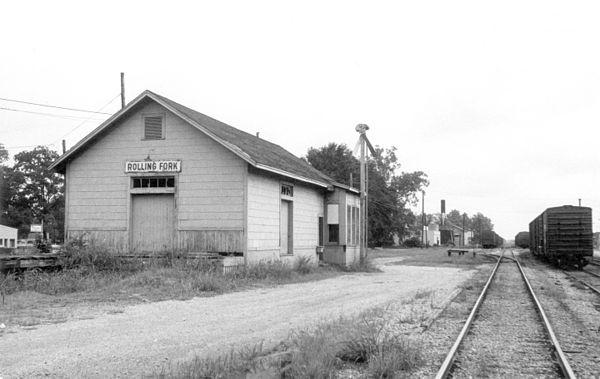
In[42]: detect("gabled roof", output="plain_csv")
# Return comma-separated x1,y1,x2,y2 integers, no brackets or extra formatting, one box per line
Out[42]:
51,90,353,191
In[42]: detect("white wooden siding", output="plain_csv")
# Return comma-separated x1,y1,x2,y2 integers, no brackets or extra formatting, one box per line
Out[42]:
66,100,245,253
246,171,323,262
0,225,18,243
247,173,280,254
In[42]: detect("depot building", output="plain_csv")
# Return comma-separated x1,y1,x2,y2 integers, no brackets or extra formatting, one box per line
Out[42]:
50,90,360,265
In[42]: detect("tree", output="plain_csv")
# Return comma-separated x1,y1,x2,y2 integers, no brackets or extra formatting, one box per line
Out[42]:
0,143,7,163
4,146,64,240
306,143,429,246
445,209,470,229
470,212,494,245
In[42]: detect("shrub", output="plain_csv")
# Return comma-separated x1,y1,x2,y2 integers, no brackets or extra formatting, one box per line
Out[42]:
403,237,422,248
62,240,140,273
158,342,267,379
345,256,380,273
294,256,314,275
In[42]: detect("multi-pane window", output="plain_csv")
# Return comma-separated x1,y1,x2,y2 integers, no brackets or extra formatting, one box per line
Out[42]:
144,116,164,139
132,177,175,188
347,205,360,245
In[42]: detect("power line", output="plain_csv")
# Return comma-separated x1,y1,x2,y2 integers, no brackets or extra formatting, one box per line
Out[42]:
0,96,112,115
0,106,106,121
54,93,121,142
5,94,121,151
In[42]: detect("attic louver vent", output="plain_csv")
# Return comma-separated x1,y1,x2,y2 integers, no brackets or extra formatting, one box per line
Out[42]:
144,116,163,139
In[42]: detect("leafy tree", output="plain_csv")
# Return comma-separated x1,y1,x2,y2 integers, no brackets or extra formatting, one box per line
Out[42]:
306,143,429,246
4,146,64,241
444,209,470,229
470,212,494,244
0,143,7,163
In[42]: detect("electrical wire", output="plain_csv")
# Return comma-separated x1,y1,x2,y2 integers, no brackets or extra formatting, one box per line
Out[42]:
5,94,121,151
0,96,112,115
0,106,106,121
53,93,121,143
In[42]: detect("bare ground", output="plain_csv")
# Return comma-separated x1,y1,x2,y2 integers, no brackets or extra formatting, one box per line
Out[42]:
0,255,477,378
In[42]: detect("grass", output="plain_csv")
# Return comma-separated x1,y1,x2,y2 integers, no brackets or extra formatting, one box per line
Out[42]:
0,245,375,328
370,246,498,269
156,306,425,379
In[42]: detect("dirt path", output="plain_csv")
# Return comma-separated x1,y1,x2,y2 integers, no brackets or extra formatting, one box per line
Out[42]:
0,260,475,378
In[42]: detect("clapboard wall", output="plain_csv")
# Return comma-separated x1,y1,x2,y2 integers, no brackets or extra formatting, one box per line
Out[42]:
246,168,324,263
66,99,245,253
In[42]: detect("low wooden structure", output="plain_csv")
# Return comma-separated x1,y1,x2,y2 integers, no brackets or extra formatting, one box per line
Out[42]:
447,248,474,257
0,252,63,272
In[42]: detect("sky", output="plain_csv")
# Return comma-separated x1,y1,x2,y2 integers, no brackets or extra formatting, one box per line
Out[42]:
1,0,600,241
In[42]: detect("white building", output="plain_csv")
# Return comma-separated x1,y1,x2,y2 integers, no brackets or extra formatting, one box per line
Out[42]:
50,91,361,265
0,224,17,248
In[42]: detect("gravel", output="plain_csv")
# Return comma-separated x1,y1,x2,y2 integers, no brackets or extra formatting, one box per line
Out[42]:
520,254,600,378
0,259,476,378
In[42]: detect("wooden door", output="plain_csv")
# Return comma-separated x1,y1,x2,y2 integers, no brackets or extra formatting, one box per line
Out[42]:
280,200,292,255
131,194,174,254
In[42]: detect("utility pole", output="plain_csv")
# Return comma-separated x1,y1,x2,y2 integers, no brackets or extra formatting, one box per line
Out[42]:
421,191,425,248
120,72,126,109
462,213,466,247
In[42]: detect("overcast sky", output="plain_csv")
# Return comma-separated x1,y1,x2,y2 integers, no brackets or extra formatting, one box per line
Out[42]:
2,1,599,240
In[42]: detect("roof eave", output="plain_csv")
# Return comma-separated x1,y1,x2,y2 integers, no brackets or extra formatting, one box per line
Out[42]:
49,90,259,172
255,164,330,189
49,91,153,172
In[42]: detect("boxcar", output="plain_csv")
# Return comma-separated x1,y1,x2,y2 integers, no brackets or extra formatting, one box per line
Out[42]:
481,230,503,248
529,205,593,268
514,231,530,248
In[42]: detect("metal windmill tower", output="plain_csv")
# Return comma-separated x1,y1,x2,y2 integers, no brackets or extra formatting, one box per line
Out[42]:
354,124,376,262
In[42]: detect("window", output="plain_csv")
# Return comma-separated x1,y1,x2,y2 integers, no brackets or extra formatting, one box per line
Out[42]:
328,225,339,243
144,115,164,139
318,217,324,246
132,177,175,188
347,205,359,245
327,204,340,243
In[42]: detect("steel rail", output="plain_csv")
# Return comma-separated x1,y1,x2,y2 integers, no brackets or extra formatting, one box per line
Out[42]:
434,251,504,379
563,270,600,296
515,255,576,379
582,269,600,279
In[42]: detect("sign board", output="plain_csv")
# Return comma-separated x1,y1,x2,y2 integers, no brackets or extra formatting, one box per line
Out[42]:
125,160,182,173
30,224,43,233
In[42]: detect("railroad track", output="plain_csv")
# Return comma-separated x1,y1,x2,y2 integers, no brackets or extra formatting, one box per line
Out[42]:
435,250,574,379
562,266,600,296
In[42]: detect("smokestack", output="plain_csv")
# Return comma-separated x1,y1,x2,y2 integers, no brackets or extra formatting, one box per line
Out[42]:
256,132,260,138
441,199,446,226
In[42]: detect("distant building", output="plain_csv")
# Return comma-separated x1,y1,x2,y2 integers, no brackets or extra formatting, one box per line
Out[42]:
0,224,17,248
425,224,441,246
50,91,360,265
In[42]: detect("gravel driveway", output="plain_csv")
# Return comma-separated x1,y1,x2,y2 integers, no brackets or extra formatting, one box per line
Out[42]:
0,260,475,378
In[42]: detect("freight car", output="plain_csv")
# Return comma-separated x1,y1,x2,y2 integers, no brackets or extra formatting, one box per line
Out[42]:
529,205,593,268
514,231,530,248
480,230,504,248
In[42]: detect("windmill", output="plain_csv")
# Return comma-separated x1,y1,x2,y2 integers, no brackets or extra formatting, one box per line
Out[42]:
354,124,376,262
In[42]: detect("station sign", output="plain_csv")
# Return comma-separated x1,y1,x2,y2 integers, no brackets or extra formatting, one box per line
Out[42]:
125,160,182,173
